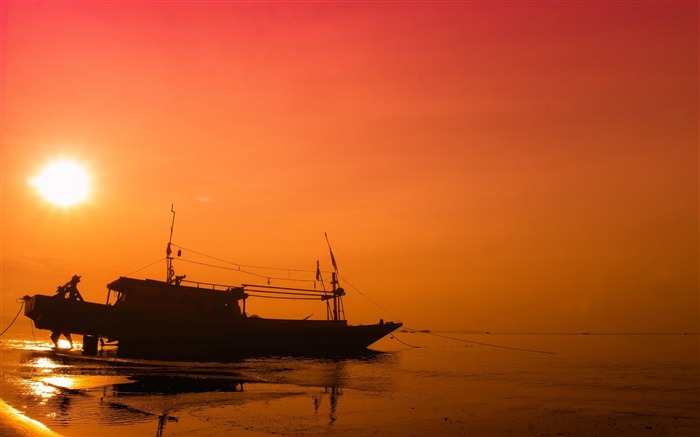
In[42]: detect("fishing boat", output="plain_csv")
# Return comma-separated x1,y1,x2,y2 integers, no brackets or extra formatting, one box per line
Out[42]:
23,209,402,360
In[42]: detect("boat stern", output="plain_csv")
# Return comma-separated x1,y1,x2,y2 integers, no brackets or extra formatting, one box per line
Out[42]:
23,294,119,337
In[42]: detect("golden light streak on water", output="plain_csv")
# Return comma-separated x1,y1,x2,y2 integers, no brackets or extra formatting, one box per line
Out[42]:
28,357,64,371
25,380,58,402
42,376,76,389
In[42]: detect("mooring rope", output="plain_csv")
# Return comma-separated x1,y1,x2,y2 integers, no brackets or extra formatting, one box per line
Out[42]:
337,275,402,323
389,334,423,349
0,299,25,337
402,328,555,355
30,316,37,343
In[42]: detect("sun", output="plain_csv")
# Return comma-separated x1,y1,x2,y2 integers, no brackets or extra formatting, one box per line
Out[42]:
29,160,90,206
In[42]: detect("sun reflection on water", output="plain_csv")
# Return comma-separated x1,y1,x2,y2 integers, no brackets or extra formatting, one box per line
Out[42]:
21,375,80,407
43,376,76,389
27,357,64,372
56,339,75,349
2,339,54,350
25,380,58,403
18,355,80,405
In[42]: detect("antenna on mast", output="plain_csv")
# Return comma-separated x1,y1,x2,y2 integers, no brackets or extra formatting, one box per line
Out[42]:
166,204,176,283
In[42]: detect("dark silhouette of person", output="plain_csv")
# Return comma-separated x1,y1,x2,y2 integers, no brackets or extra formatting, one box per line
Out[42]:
174,274,186,286
50,330,73,349
50,275,84,348
53,275,84,301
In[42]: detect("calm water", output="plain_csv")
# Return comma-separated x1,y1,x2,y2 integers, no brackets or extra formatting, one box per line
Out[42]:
1,330,698,436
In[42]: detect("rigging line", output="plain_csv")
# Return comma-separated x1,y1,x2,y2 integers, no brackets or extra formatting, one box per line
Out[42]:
177,257,265,277
0,300,25,337
172,243,332,275
177,258,320,284
123,258,166,277
404,328,555,355
337,275,402,322
242,283,332,294
247,294,320,301
243,289,325,298
171,244,241,268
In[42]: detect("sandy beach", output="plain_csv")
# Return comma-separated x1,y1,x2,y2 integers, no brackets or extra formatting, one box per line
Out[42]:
1,399,62,437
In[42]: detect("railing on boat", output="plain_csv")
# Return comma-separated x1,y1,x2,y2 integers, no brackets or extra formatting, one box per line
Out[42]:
179,279,345,320
179,279,234,291
179,280,335,299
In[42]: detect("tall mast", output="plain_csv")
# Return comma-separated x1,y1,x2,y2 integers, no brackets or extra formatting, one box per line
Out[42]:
166,204,176,284
325,233,345,321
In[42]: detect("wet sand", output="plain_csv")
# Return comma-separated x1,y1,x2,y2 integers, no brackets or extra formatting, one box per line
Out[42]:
165,393,698,437
3,388,697,437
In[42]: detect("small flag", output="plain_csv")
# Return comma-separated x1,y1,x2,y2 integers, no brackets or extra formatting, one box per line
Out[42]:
329,249,338,272
315,260,321,281
325,233,338,272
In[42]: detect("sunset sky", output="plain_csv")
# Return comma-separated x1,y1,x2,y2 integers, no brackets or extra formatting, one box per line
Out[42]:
1,1,697,333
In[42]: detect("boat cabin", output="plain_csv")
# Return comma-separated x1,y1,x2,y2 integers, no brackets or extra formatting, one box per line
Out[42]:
106,277,248,319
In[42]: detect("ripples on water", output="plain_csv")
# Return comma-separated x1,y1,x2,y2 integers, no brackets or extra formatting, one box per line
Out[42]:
1,334,698,436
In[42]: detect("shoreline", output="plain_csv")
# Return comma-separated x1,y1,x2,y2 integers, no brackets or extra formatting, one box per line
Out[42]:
0,399,62,437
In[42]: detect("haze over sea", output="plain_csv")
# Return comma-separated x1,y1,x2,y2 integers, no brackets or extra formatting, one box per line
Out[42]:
1,321,698,437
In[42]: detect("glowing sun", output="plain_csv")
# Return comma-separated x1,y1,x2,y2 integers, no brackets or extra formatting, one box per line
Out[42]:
30,160,90,206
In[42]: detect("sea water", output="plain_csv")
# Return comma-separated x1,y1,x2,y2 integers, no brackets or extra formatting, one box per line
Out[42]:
1,327,698,436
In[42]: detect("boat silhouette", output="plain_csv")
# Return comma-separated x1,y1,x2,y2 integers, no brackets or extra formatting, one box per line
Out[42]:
23,208,401,360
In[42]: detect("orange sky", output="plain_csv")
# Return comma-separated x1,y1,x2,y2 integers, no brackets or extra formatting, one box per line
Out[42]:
1,1,698,333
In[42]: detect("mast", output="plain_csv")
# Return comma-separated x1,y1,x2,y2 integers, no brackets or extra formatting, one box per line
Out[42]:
166,204,176,284
325,233,345,321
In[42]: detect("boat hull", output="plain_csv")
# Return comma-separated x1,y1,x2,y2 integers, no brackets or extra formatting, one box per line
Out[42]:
24,295,402,360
